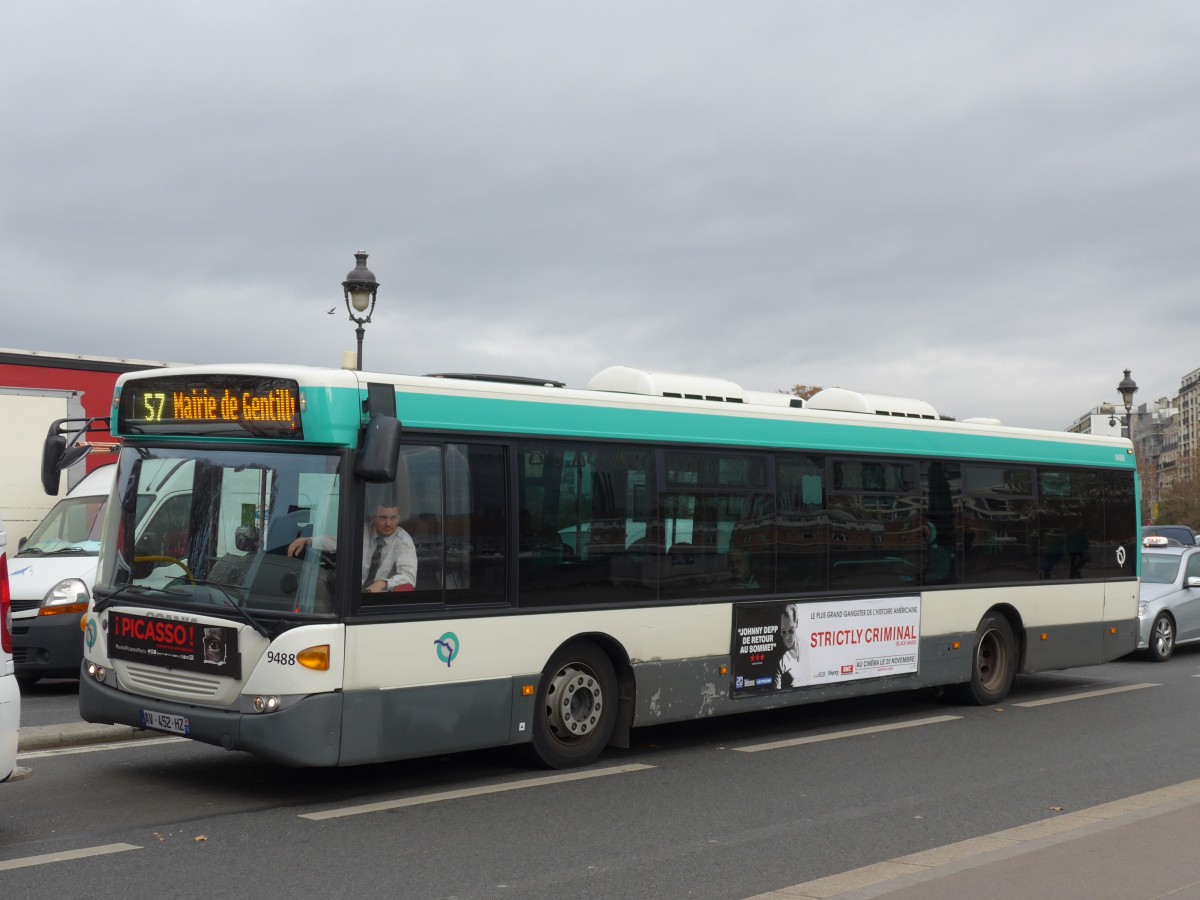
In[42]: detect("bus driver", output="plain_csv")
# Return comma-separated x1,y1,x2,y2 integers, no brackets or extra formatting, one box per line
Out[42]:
288,503,417,593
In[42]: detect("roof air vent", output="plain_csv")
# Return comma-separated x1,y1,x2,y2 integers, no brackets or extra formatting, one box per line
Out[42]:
588,366,746,404
805,387,939,420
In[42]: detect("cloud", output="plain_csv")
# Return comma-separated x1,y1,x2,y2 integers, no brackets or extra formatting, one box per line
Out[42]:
3,1,1198,431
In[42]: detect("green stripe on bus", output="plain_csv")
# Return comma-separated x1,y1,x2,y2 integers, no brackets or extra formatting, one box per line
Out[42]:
392,392,1134,468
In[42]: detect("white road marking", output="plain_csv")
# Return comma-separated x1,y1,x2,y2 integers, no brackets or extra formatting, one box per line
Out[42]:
17,737,187,760
734,714,961,753
1013,682,1159,707
0,843,141,871
300,762,656,821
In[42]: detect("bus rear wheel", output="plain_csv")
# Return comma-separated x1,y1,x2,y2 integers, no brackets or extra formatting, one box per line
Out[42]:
959,614,1017,705
531,642,617,769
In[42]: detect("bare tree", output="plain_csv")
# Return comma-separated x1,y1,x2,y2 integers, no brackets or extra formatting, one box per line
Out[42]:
1156,451,1200,527
784,384,824,400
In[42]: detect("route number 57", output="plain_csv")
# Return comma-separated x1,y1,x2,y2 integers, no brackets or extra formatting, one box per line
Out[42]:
142,392,167,421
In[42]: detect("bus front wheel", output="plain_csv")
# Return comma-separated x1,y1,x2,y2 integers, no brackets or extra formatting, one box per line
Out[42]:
959,614,1017,705
531,641,617,769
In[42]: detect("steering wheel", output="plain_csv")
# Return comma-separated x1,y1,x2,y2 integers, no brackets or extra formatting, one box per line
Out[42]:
134,555,195,582
295,542,336,570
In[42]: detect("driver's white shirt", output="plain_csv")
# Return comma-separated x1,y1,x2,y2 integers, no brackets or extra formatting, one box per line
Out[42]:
311,526,417,590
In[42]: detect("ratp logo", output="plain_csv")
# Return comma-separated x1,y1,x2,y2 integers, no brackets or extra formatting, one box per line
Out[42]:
434,632,459,668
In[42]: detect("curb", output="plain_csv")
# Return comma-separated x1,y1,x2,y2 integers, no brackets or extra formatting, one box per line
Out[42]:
18,723,161,753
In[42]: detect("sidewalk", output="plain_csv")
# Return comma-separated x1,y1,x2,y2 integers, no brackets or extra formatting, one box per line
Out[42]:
752,777,1200,900
18,722,161,753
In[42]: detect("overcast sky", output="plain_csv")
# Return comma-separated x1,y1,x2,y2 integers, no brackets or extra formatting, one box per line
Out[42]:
4,2,1198,430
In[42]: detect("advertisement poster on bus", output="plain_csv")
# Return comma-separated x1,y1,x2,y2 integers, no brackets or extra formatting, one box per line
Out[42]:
107,611,242,679
731,596,920,696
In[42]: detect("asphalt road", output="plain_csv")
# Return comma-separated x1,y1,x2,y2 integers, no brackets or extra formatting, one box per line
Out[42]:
5,651,1200,899
14,678,81,728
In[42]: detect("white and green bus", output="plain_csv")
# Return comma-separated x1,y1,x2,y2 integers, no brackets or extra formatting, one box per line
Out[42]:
50,364,1139,768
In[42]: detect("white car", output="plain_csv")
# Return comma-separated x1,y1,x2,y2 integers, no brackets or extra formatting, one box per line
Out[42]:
1,508,31,782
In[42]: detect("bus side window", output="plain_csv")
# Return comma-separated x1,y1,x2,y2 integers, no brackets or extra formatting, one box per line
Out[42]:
828,458,921,589
777,454,828,593
361,443,509,609
398,445,444,597
447,443,507,604
660,450,773,597
515,443,660,607
921,461,960,586
962,465,1038,584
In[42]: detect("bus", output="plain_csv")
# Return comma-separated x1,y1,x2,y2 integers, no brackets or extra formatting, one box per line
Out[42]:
48,364,1140,769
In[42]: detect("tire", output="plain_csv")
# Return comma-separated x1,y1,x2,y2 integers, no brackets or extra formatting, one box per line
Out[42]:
959,614,1017,705
1146,613,1175,662
531,641,618,769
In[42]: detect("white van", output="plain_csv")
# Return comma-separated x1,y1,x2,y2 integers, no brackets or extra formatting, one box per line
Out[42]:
12,462,214,683
1,507,29,783
10,466,115,684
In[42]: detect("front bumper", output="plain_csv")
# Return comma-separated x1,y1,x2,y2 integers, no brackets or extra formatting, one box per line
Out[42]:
78,667,344,766
12,612,84,680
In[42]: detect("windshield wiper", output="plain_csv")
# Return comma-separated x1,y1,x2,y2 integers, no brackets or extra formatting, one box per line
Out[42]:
44,547,90,555
94,580,271,638
94,584,163,613
188,578,271,639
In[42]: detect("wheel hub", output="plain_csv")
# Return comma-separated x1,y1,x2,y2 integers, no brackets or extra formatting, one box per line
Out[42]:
546,664,603,739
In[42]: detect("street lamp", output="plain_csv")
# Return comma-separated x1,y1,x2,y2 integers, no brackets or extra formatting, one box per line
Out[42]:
1109,368,1139,441
342,250,380,371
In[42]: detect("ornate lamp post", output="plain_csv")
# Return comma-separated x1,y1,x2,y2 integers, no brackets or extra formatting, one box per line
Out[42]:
1112,368,1139,442
342,250,380,371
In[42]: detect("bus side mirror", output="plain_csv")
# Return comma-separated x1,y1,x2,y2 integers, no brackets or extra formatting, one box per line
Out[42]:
41,418,102,495
41,432,67,495
234,526,260,552
41,437,92,496
354,415,402,483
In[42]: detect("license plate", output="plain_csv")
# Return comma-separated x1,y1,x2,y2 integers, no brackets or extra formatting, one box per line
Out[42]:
141,710,190,735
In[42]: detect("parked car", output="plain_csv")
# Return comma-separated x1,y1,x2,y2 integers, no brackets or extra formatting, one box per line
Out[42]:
9,466,114,684
1,508,30,783
1142,525,1198,547
1138,544,1200,661
11,463,196,684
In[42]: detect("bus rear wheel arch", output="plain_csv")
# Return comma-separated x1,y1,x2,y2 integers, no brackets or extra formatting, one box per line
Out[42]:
958,611,1018,705
531,640,619,769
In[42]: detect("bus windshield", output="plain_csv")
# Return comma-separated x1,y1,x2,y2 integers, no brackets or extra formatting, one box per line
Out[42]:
96,446,343,615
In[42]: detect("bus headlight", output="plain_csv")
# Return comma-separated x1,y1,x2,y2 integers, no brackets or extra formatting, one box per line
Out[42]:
253,696,280,713
40,579,90,616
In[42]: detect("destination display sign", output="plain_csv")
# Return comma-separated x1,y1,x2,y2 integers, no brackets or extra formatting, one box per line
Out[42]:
108,611,242,679
118,375,303,438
